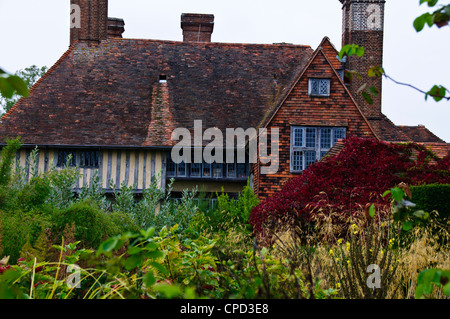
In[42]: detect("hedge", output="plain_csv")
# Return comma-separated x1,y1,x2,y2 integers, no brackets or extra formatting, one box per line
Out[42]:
411,184,450,219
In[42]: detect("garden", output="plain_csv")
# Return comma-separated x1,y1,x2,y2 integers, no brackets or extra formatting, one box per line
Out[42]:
0,136,449,299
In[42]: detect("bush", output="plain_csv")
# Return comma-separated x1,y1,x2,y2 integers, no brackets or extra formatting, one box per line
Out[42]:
190,181,258,234
250,137,450,241
49,200,134,249
0,210,49,264
411,184,450,220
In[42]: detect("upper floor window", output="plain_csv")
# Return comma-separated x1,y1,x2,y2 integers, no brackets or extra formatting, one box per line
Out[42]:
290,126,346,173
309,78,330,97
57,149,100,168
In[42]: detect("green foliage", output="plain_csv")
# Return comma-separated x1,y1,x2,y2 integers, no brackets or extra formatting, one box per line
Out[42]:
411,184,450,219
45,161,80,210
0,141,447,299
338,44,365,60
19,231,50,263
338,45,382,105
0,68,28,101
415,268,450,298
189,181,259,236
50,200,131,249
425,84,449,102
414,0,450,31
78,171,108,210
0,65,47,114
0,138,21,188
0,210,49,264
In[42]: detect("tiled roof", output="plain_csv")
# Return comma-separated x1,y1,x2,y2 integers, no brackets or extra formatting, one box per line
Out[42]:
420,142,450,158
397,125,446,143
0,38,313,147
366,114,412,142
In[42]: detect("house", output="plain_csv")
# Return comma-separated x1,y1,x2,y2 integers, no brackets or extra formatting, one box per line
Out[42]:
0,0,447,201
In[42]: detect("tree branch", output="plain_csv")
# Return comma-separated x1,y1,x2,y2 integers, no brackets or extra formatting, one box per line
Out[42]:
383,73,450,101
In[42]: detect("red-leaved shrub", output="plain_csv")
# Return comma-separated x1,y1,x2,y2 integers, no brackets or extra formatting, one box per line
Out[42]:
249,136,450,240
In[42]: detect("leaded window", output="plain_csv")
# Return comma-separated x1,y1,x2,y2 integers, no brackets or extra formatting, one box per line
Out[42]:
291,127,346,172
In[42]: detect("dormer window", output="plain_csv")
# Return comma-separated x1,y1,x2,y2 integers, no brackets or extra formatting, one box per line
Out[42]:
309,78,330,97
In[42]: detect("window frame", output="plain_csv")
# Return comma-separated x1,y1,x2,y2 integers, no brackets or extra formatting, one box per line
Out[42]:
308,78,331,97
165,151,248,179
56,149,100,169
290,126,346,173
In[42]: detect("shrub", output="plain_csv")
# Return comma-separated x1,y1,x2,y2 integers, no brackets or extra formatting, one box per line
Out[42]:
250,137,450,241
411,184,450,220
49,200,134,249
0,210,49,264
189,181,259,235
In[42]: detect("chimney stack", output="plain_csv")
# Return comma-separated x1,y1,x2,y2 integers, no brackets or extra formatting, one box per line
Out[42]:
340,0,386,119
70,0,109,45
181,13,214,42
107,17,125,38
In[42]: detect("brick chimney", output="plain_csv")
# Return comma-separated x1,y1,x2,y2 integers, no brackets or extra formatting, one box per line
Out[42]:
70,0,108,45
340,0,385,119
181,13,214,42
107,17,125,38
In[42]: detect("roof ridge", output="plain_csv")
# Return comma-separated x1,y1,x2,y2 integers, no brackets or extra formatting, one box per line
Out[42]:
103,37,312,49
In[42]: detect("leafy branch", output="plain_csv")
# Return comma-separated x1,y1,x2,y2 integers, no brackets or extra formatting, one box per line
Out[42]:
339,46,450,104
338,1,450,104
0,68,28,100
414,0,450,31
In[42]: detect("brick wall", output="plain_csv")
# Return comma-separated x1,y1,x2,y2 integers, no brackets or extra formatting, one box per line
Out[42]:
254,50,377,200
70,0,108,45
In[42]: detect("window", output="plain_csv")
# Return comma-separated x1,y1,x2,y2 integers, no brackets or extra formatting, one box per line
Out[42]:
57,149,99,168
333,128,346,144
165,151,248,179
309,78,330,96
203,161,211,177
212,163,223,178
227,162,236,178
57,150,76,167
177,161,186,177
167,156,176,176
290,127,346,172
237,163,247,178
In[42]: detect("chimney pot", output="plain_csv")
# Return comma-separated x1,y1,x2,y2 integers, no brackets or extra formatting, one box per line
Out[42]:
181,13,214,43
107,17,125,38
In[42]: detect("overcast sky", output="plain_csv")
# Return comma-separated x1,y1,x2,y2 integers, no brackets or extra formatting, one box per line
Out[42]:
0,0,449,142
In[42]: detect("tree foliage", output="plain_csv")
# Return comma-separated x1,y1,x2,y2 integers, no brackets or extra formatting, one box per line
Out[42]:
0,65,47,114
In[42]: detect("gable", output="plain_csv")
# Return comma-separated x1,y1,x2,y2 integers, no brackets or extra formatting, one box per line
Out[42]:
253,48,379,200
263,48,377,139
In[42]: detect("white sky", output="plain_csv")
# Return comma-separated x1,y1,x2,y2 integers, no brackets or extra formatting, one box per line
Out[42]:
0,0,449,142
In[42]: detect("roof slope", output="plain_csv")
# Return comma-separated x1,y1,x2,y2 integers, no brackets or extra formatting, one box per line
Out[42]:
398,125,446,143
366,115,413,142
0,39,313,147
